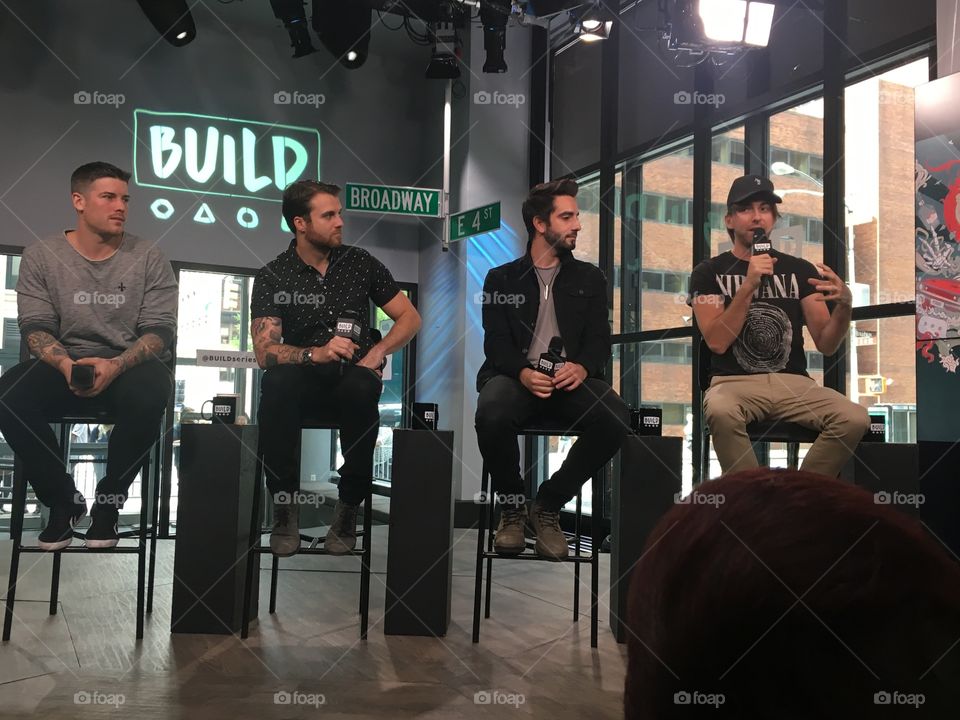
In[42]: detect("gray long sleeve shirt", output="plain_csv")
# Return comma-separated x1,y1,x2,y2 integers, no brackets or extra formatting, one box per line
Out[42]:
17,232,178,361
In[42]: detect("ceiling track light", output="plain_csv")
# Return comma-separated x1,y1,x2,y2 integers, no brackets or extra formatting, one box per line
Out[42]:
270,0,316,58
312,0,372,69
570,2,613,43
135,0,196,47
665,0,775,56
479,0,510,73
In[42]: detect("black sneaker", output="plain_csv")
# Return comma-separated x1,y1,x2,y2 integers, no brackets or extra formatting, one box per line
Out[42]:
37,499,86,551
85,503,120,549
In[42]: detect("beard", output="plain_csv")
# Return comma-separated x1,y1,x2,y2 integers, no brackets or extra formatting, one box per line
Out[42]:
544,227,575,258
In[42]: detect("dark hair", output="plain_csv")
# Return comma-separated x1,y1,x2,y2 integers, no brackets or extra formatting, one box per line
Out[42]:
624,468,960,719
522,179,578,247
70,162,131,194
281,180,341,231
725,198,781,241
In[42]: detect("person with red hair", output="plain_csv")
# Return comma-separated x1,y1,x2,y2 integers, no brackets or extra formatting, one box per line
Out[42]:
624,468,960,719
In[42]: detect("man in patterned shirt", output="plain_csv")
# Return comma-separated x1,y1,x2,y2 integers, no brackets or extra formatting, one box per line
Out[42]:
251,180,420,557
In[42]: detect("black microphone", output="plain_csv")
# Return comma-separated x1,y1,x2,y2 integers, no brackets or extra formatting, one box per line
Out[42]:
334,309,362,374
537,336,566,377
752,228,773,296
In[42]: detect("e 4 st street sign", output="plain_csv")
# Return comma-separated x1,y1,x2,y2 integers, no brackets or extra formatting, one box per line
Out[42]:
449,201,501,242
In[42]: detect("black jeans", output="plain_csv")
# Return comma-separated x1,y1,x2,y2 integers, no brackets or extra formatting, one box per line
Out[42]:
475,375,630,511
257,363,382,506
0,359,171,508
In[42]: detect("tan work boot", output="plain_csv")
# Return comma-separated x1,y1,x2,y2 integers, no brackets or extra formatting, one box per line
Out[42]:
270,502,300,557
493,505,528,556
530,501,568,560
325,500,359,555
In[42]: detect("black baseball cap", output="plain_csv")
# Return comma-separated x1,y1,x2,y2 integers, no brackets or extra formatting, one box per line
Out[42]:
726,175,783,206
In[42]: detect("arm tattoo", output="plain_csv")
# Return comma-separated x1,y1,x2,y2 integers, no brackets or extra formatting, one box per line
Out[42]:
111,333,166,374
26,330,70,369
252,316,304,368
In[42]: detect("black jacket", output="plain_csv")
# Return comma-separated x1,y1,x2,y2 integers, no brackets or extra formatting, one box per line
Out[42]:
476,252,611,391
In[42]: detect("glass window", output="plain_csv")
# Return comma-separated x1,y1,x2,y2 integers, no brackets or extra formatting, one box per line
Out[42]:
769,98,824,264
574,173,601,266
848,315,917,442
640,147,694,331
846,57,929,306
711,126,746,256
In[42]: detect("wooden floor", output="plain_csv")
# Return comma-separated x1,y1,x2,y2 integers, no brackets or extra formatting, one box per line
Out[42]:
0,527,628,718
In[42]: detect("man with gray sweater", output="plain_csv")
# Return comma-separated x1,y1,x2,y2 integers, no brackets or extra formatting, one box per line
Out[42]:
0,162,177,550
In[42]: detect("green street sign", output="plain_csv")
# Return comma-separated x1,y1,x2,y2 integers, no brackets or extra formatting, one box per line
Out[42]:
449,201,501,242
345,183,442,217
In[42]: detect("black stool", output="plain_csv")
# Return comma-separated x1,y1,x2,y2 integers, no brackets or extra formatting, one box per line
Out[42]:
3,411,164,641
472,423,601,648
240,413,373,639
697,339,820,481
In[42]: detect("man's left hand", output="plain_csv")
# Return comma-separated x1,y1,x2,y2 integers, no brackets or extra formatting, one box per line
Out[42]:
808,263,853,306
356,346,386,378
73,357,122,398
553,362,587,391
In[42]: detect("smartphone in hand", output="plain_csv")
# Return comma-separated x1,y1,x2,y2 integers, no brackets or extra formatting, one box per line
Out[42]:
71,364,95,390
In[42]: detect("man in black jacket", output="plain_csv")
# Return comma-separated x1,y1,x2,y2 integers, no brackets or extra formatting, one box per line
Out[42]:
475,179,629,559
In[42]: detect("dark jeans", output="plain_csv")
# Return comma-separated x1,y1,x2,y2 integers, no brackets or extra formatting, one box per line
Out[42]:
475,375,630,511
258,363,382,506
0,359,171,508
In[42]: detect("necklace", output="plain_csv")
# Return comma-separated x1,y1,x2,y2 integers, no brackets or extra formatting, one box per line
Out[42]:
533,265,558,299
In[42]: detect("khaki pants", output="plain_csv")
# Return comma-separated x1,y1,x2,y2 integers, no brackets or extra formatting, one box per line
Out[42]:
703,373,870,477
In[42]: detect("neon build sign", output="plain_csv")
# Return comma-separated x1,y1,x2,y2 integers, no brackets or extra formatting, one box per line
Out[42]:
132,109,320,230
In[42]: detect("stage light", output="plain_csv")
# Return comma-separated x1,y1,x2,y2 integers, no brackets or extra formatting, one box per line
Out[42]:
479,1,509,73
571,2,612,42
312,0,372,69
668,0,775,51
270,0,316,58
425,27,461,79
135,0,196,47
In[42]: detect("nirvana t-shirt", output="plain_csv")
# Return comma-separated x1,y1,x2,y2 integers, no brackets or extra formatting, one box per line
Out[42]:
688,250,819,377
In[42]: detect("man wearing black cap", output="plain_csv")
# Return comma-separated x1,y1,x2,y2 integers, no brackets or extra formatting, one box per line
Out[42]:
689,175,869,477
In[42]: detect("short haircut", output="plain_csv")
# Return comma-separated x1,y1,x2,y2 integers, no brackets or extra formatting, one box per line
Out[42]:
725,198,781,241
522,179,578,246
624,468,960,719
70,162,131,194
281,180,341,231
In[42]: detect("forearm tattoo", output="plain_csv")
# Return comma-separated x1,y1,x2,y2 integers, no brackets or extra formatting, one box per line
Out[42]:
26,330,70,368
111,333,166,374
252,316,304,367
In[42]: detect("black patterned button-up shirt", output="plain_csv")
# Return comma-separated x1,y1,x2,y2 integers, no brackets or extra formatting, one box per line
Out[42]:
251,240,400,358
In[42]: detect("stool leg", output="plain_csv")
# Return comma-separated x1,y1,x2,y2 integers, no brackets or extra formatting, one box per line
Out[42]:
787,441,800,470
3,460,27,641
359,491,372,640
147,438,162,615
701,432,710,485
49,553,62,615
483,491,495,619
136,460,149,640
241,447,265,639
573,490,581,622
591,474,599,649
472,465,489,643
269,554,279,614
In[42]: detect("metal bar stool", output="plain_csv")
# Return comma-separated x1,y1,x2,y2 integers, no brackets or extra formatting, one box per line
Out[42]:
3,412,164,641
472,422,601,648
240,413,373,640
